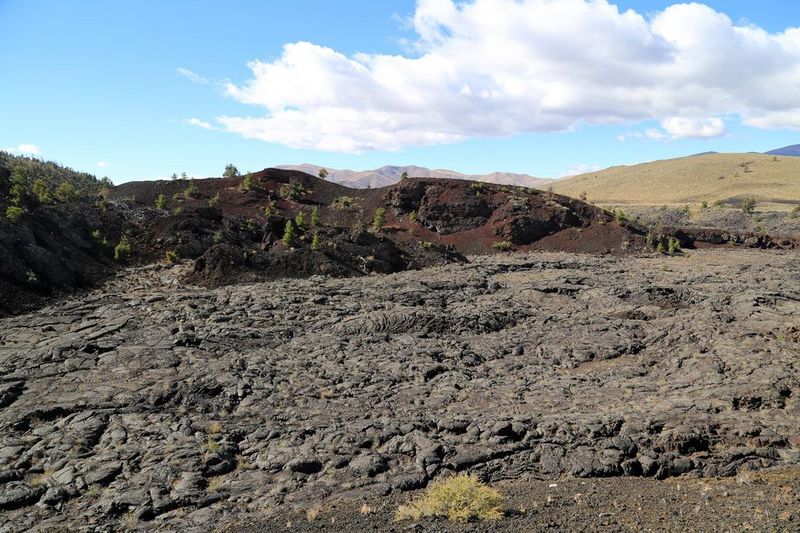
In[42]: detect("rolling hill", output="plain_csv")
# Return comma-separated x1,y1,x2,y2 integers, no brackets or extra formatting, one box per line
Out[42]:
551,153,800,207
276,163,547,189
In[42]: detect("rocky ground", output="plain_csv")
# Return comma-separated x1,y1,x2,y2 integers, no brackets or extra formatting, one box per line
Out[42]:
1,248,799,531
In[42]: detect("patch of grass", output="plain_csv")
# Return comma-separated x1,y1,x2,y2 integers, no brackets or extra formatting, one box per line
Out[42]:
492,241,513,251
395,475,504,523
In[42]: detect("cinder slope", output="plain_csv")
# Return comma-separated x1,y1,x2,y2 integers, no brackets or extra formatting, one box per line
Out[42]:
552,153,800,206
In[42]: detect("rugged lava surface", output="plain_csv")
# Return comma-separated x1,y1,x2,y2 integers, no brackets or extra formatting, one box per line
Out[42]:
1,249,799,531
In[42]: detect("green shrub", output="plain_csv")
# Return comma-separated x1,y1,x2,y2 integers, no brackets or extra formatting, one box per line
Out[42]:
156,193,167,209
492,241,513,251
395,475,503,523
26,270,38,285
241,174,254,191
791,205,800,219
667,237,681,254
165,250,178,263
332,196,356,209
742,197,756,214
318,168,328,179
295,211,306,228
114,235,131,261
408,211,418,223
614,208,627,223
311,207,320,226
372,208,386,231
173,206,184,215
311,231,320,250
5,206,23,223
700,200,708,209
212,231,223,245
656,241,666,254
208,193,219,207
282,220,295,246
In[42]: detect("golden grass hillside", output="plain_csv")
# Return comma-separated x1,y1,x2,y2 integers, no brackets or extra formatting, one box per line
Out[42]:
552,153,800,208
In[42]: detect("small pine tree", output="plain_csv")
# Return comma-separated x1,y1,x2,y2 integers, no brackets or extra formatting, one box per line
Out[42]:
114,235,131,261
5,206,23,223
742,197,756,214
311,231,320,250
170,173,178,180
295,211,306,228
32,179,50,203
311,207,320,226
55,181,77,202
223,164,240,178
156,193,167,209
401,171,408,180
372,207,386,231
183,181,198,198
282,220,295,246
318,168,328,179
241,174,254,191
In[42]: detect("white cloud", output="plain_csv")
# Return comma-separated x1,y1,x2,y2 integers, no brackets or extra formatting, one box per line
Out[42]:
3,143,42,155
191,0,800,152
620,117,728,142
186,118,215,130
177,67,210,84
560,163,603,178
96,161,109,168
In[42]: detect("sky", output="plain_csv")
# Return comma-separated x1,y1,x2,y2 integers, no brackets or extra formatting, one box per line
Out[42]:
3,0,800,183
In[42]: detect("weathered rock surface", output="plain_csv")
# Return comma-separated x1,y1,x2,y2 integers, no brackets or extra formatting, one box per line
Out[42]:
1,249,799,530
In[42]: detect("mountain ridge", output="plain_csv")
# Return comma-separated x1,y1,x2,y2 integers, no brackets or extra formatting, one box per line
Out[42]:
275,163,548,189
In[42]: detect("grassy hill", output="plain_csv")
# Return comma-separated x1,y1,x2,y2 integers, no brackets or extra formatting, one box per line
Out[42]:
552,153,800,209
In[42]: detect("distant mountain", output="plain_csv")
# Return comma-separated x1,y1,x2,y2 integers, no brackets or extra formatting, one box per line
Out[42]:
765,144,800,157
275,164,548,189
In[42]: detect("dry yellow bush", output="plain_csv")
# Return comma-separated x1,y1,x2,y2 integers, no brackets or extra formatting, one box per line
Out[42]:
395,474,503,523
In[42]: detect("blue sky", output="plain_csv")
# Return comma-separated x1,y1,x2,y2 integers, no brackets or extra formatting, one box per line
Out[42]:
2,0,800,183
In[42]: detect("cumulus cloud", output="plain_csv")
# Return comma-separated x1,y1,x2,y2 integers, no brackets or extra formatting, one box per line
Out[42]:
190,0,800,152
3,143,42,155
96,161,109,168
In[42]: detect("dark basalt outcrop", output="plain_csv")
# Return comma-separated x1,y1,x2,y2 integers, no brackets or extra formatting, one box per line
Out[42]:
1,250,798,531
